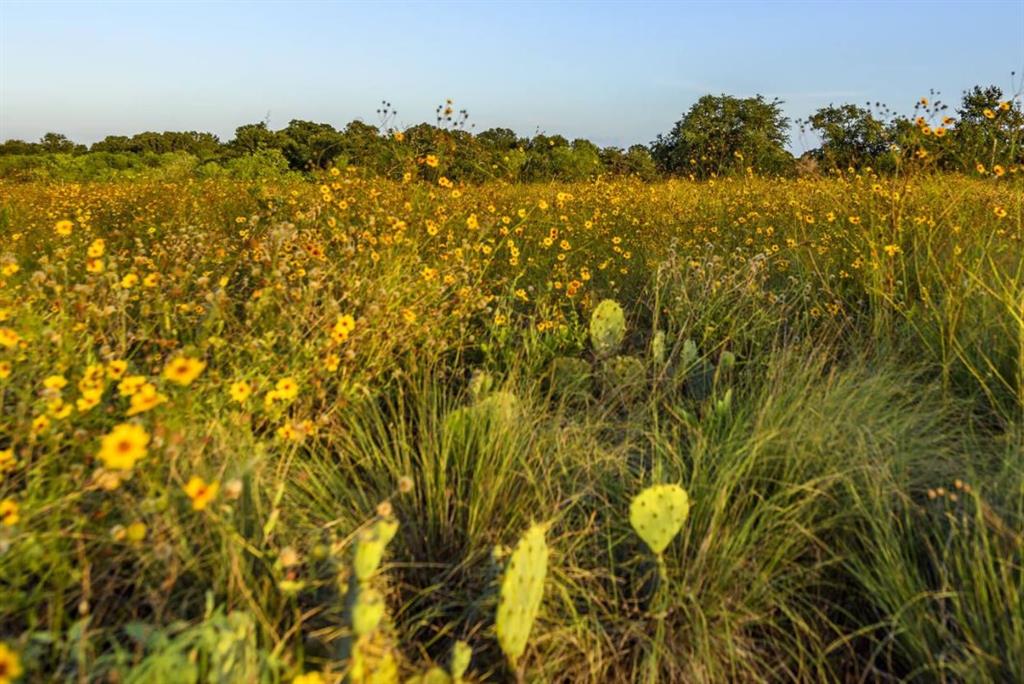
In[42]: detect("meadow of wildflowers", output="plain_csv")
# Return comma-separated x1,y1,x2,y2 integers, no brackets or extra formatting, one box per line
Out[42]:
0,133,1022,682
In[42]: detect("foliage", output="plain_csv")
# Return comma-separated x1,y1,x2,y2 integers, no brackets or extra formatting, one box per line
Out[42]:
0,163,1021,682
651,93,793,177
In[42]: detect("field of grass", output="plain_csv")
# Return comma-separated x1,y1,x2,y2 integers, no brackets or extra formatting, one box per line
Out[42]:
0,168,1021,682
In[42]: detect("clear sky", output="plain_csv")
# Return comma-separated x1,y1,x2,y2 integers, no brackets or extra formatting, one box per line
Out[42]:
1,0,1022,153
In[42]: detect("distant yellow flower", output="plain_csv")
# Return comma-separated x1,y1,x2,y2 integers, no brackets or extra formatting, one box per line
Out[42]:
0,449,16,474
402,308,417,324
274,377,299,400
883,244,902,257
107,360,128,379
983,108,995,119
993,165,1005,177
126,383,167,416
118,375,147,397
76,391,102,413
55,219,73,236
86,257,105,273
0,328,21,349
331,314,356,343
31,415,50,435
0,641,22,683
98,423,149,470
163,356,206,386
466,214,479,230
425,154,439,168
88,239,106,258
393,130,405,142
184,476,219,511
143,273,160,288
121,273,139,288
126,521,147,542
0,499,19,526
994,206,1007,219
0,263,17,277
229,381,252,403
43,374,68,391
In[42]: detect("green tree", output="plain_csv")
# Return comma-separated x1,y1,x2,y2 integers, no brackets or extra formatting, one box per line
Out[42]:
805,104,890,169
278,120,345,170
652,94,793,177
229,123,280,155
39,132,85,155
951,85,1023,170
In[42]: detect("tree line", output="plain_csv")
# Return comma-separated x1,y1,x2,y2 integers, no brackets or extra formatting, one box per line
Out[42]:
2,86,1020,182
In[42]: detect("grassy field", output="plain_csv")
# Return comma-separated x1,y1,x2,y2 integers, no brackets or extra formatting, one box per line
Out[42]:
0,169,1021,682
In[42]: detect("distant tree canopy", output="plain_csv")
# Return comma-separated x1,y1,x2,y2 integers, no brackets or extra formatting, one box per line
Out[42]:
805,104,891,170
651,94,793,178
802,85,1023,172
2,84,1020,182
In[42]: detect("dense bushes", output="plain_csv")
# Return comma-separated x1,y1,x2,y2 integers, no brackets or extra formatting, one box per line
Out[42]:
3,85,1020,183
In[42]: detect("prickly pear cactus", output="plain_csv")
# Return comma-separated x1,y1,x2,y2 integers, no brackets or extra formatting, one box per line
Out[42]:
650,330,667,367
496,523,549,668
349,632,400,684
589,299,626,357
548,356,593,400
600,354,646,403
353,518,400,581
475,390,520,427
468,369,494,400
679,338,699,370
352,587,386,636
629,484,690,556
450,641,471,683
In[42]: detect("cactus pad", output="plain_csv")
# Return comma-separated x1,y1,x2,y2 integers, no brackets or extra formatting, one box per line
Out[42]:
450,641,472,681
353,518,399,581
650,330,667,366
496,523,549,667
629,484,690,555
352,587,386,636
548,356,593,400
589,299,626,357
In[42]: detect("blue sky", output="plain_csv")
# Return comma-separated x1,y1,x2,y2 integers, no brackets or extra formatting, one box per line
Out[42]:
1,1,1022,153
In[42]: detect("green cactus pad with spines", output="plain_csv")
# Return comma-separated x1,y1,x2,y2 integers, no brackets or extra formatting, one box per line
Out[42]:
450,641,471,682
600,354,646,403
468,369,494,400
548,356,593,400
352,587,386,636
353,518,399,581
496,523,549,667
589,299,626,357
651,330,667,366
629,484,690,556
475,390,520,426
